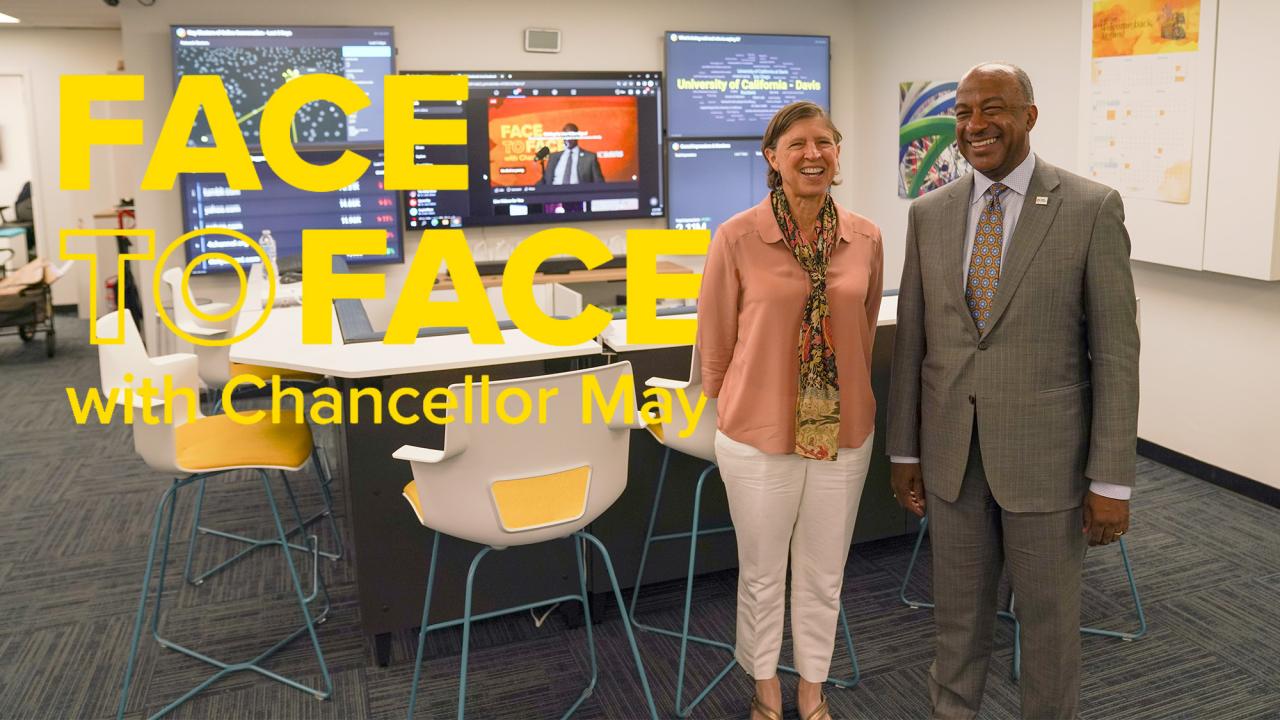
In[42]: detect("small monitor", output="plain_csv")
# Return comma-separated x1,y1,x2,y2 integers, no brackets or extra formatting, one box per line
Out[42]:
180,148,403,275
171,24,394,149
665,31,830,138
401,70,665,230
666,139,770,237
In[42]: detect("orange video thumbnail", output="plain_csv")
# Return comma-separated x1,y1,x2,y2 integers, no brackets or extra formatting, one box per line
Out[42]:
487,96,639,188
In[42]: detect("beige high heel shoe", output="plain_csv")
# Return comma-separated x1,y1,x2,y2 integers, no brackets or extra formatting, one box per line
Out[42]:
801,693,830,720
750,695,783,720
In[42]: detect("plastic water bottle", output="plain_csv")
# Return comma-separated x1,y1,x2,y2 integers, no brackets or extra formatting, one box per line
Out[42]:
259,229,277,276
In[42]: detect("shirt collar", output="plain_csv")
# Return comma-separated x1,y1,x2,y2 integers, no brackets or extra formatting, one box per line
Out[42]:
972,150,1035,205
752,195,861,244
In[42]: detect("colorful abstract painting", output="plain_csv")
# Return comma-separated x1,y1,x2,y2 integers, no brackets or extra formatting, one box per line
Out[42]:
899,81,970,199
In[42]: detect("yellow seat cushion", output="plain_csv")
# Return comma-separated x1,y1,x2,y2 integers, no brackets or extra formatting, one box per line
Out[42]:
403,481,425,525
230,362,325,384
643,409,665,443
176,413,314,471
490,465,590,532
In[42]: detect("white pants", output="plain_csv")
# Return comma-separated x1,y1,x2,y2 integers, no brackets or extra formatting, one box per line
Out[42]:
714,430,873,682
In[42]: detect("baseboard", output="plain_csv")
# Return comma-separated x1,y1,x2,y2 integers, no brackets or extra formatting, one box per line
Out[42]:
1138,439,1279,508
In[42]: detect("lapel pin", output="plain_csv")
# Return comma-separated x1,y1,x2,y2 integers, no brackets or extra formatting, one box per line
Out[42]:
1035,196,1049,205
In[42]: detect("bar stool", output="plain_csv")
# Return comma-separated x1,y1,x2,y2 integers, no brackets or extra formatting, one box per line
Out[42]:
99,312,331,719
899,515,1145,680
629,347,860,717
159,267,342,583
396,361,658,720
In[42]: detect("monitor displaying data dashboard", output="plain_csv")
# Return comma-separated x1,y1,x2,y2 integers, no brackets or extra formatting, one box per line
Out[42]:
179,149,403,275
402,70,665,230
666,139,770,236
665,32,830,138
170,24,394,148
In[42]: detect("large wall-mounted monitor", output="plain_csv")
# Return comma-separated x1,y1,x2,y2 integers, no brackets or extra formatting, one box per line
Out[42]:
665,32,830,138
180,149,403,275
666,139,770,236
171,25,394,148
401,70,665,230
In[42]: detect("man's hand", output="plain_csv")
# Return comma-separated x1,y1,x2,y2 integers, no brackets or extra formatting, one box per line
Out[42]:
890,462,926,517
1082,491,1129,546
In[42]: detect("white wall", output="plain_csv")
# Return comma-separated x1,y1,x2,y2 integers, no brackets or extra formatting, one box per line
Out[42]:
117,0,860,330
848,0,1280,488
0,28,125,304
0,75,34,216
102,0,1279,486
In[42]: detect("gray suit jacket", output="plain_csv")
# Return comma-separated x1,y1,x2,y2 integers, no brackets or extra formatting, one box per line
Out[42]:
886,157,1139,512
542,148,605,185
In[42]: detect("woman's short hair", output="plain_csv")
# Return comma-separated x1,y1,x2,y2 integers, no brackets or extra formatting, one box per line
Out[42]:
761,101,843,190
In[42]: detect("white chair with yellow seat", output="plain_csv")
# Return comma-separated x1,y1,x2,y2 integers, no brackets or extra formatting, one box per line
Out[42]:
98,311,332,720
158,267,343,585
628,346,861,717
395,361,659,720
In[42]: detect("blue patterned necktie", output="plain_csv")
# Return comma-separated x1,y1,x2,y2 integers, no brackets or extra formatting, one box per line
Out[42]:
966,182,1009,331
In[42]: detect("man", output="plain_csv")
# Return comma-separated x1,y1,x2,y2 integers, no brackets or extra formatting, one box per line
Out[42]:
887,63,1139,718
542,123,605,185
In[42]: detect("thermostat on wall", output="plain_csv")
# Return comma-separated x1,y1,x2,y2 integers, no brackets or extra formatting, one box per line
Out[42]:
524,28,561,53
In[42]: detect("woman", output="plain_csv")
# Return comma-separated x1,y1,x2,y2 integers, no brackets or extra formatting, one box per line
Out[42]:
697,101,883,720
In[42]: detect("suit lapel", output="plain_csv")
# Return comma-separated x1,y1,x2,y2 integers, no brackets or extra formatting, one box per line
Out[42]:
984,158,1062,336
940,174,975,334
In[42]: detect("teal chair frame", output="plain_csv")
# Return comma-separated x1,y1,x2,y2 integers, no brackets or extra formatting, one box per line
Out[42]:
406,530,659,720
117,469,332,720
182,447,343,586
898,515,1146,681
628,449,861,717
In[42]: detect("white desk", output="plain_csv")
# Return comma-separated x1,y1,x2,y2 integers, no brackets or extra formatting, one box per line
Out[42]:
230,304,601,379
598,294,900,352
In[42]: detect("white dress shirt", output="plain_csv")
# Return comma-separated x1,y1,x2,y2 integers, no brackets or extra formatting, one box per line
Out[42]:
892,151,1132,501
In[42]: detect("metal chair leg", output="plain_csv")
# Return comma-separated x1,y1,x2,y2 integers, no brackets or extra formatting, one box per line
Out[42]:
899,516,933,609
184,451,342,586
119,471,333,720
455,546,492,720
407,532,441,719
118,478,185,720
1081,537,1146,641
563,536,600,718
407,533,658,720
577,531,660,720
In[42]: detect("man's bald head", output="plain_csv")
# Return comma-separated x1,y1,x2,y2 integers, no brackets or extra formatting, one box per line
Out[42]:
961,63,1035,105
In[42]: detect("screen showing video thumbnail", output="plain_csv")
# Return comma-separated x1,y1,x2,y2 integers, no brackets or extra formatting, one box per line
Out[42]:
171,25,394,148
665,32,830,138
667,139,770,236
402,70,664,230
180,149,403,275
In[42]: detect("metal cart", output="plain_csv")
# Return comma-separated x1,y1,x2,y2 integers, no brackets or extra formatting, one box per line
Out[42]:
0,253,58,358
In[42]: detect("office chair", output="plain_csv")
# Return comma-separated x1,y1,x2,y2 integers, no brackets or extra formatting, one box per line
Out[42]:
899,515,1146,680
396,361,659,720
158,266,343,585
0,181,35,262
98,311,331,719
628,346,860,717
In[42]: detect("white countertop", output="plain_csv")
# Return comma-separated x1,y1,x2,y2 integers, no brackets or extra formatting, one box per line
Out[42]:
599,294,899,352
231,305,601,379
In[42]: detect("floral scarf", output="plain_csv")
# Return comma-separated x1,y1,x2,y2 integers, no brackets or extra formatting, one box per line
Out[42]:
771,188,841,460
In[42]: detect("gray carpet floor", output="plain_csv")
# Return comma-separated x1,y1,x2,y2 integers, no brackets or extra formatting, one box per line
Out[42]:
1,314,1277,719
